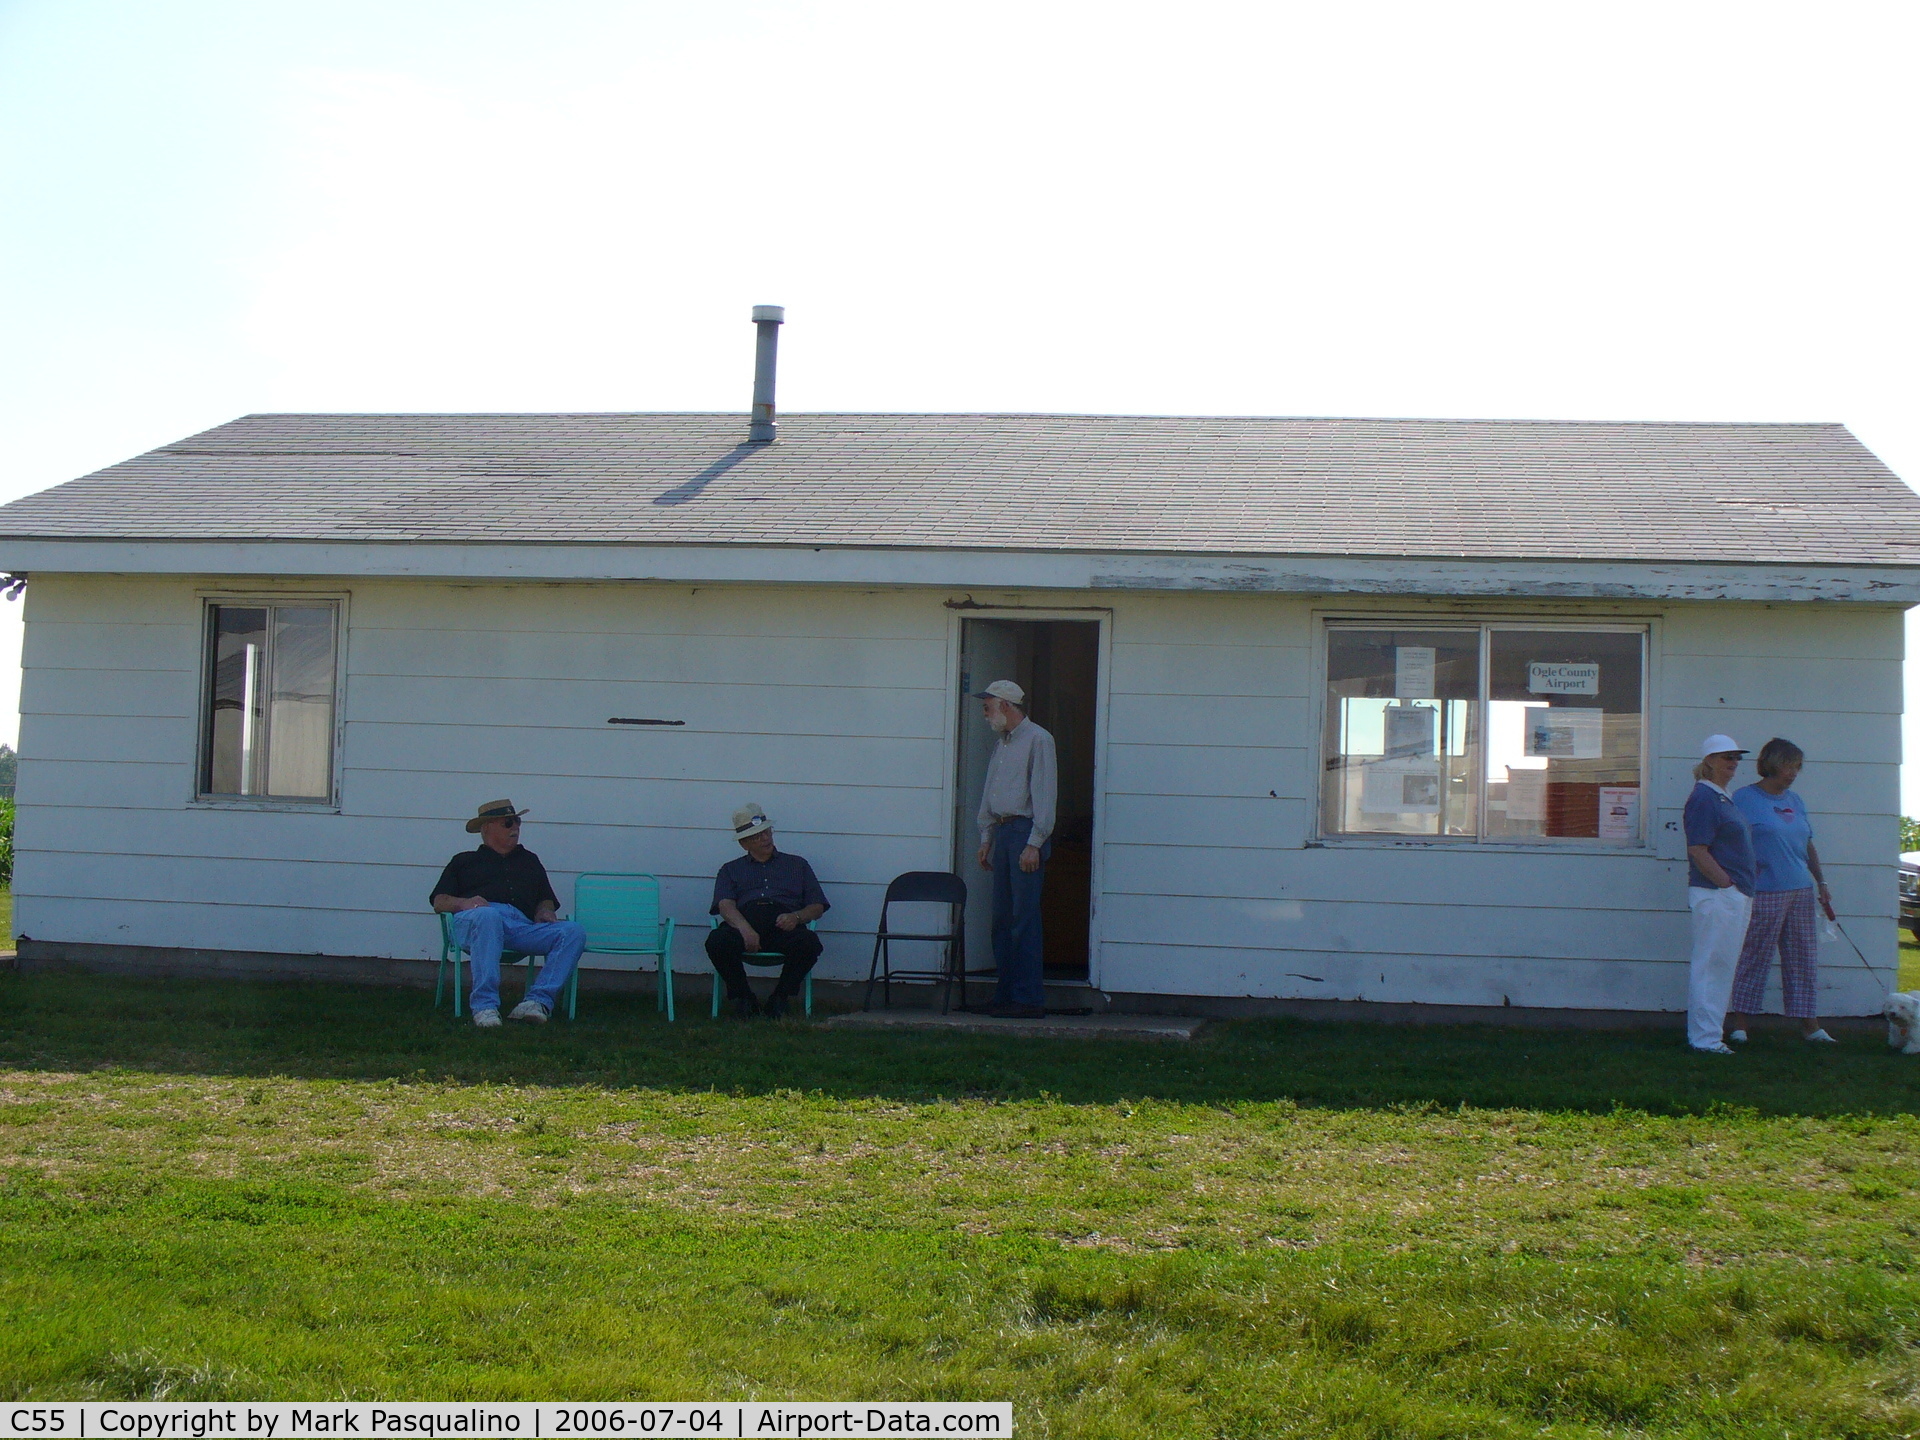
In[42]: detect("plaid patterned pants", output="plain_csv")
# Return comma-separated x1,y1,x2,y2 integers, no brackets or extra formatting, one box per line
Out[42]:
1729,886,1819,1018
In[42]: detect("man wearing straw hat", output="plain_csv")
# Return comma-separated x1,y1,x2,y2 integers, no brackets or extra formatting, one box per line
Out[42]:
430,799,587,1028
706,803,829,1018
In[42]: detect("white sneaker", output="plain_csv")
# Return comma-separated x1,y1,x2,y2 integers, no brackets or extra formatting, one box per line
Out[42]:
1804,1028,1836,1043
1692,1041,1736,1055
1727,1029,1748,1044
472,1008,502,1028
508,1000,550,1024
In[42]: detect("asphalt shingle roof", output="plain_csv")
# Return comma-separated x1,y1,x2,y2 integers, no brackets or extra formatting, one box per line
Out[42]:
2,411,1918,566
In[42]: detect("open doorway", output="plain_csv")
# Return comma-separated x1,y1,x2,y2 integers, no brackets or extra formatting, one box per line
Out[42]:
955,617,1100,985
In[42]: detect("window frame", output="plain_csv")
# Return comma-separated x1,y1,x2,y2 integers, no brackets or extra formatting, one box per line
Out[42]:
192,592,348,811
1314,615,1653,851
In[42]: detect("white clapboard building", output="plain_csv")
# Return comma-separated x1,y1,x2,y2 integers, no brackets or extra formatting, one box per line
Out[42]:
2,404,1919,1019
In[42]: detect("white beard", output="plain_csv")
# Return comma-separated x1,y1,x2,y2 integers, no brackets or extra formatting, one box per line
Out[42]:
987,710,1011,733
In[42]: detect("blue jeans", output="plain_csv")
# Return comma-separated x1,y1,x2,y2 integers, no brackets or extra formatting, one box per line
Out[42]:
990,816,1049,1008
452,903,586,1015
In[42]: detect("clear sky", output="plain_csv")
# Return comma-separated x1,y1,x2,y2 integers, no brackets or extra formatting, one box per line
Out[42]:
1,1,1916,794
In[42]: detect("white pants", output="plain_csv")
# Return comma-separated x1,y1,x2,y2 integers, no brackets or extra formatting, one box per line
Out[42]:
1687,886,1752,1049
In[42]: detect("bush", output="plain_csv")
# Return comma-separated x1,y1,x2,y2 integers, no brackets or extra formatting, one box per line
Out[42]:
0,796,14,887
1905,816,1920,854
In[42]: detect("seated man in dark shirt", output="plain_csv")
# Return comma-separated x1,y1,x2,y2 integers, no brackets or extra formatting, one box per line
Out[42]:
430,799,587,1028
706,803,829,1018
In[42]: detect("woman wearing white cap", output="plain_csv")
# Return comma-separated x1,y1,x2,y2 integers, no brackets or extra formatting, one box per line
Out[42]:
1682,734,1756,1054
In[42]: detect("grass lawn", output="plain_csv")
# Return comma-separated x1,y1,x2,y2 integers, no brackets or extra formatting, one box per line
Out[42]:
0,974,1917,1436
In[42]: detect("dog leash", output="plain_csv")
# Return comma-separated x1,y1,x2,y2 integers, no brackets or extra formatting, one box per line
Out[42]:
1827,915,1896,987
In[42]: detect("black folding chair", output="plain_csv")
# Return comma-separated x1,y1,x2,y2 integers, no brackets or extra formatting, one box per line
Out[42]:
862,871,973,1013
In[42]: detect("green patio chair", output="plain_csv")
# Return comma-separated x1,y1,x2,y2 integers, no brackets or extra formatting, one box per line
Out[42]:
435,910,580,1020
574,872,679,1020
707,915,816,1017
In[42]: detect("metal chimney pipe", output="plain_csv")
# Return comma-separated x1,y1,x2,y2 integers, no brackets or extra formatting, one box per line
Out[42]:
748,304,784,443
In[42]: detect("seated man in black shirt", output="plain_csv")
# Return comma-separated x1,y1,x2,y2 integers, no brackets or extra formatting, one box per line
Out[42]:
430,799,587,1027
707,803,829,1018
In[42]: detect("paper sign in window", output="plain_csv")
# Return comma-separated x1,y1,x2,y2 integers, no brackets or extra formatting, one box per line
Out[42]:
1598,786,1641,841
1528,662,1599,695
1361,761,1443,814
1504,768,1547,822
1383,702,1437,760
1394,646,1436,699
1524,706,1603,760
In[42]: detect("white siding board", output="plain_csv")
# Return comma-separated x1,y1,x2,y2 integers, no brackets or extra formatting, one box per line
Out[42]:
1657,708,1898,760
1107,693,1309,748
347,721,945,789
349,628,942,688
1104,744,1309,799
1663,604,1905,660
337,769,941,836
1112,596,1312,647
1101,891,1685,963
1107,641,1310,697
18,758,193,809
349,583,952,640
22,715,194,766
343,675,946,737
23,668,196,719
1659,656,1901,714
1654,760,1898,816
1103,793,1313,848
23,621,200,674
1104,843,1682,909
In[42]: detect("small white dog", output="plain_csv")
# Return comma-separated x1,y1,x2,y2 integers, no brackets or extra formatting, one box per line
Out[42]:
1885,992,1920,1054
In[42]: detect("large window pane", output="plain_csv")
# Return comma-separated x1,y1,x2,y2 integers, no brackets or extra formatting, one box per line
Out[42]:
266,607,337,799
1486,629,1643,845
1322,628,1481,837
203,606,267,795
201,601,338,800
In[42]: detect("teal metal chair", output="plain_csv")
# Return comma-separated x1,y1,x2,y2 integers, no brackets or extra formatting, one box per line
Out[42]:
707,915,816,1017
573,872,679,1021
435,910,580,1020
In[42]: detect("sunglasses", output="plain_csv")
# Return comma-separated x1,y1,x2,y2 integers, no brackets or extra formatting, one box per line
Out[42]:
488,816,521,828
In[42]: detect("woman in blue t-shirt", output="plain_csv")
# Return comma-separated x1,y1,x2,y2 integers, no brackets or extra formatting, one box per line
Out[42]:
1727,738,1836,1044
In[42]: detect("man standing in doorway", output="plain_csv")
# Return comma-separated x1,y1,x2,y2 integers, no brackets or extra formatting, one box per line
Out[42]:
974,679,1058,1019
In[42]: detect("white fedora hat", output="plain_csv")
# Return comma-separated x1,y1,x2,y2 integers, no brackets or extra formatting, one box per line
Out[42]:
731,803,773,840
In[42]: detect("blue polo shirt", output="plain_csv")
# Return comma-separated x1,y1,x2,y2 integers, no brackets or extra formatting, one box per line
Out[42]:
1684,780,1755,895
1733,783,1815,893
710,849,830,916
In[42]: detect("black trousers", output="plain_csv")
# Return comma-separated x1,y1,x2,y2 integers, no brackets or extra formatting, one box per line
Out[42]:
706,901,823,1001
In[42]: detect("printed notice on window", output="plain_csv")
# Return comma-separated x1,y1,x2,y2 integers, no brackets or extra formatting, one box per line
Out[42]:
1362,761,1442,814
1394,646,1436,699
1524,706,1603,760
1528,662,1599,695
1599,785,1641,841
1383,702,1437,759
1504,767,1548,822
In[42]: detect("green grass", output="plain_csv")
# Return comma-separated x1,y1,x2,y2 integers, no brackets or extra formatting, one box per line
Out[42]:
1,972,1918,1436
1900,933,1920,991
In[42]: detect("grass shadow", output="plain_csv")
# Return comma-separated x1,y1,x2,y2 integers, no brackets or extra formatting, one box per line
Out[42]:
2,971,1916,1117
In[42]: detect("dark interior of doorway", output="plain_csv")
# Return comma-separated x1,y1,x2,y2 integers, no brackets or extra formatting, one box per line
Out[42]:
959,618,1099,983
